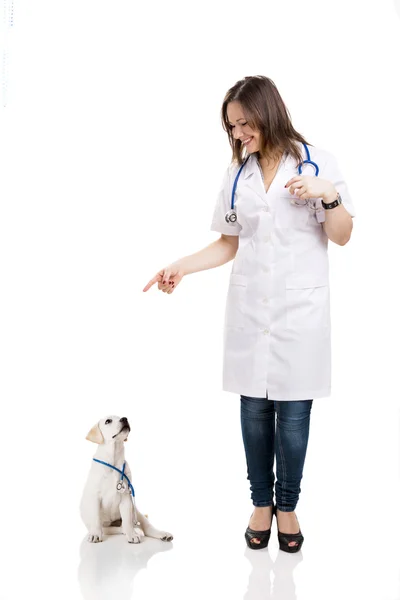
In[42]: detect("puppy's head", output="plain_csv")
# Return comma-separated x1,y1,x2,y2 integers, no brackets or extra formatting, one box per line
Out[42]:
86,416,131,445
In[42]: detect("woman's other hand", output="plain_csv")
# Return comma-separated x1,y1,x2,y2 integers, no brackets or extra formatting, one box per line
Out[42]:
285,175,337,202
143,262,185,294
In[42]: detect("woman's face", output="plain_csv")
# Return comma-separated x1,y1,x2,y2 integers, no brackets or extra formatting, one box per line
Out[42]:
227,101,261,154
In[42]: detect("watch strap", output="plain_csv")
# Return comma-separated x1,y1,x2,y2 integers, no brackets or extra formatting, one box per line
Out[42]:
322,192,342,210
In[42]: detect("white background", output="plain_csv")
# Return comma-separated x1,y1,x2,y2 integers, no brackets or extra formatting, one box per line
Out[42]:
1,1,399,599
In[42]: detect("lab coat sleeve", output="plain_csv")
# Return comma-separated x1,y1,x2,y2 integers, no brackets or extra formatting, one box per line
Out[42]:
320,150,356,218
210,164,242,235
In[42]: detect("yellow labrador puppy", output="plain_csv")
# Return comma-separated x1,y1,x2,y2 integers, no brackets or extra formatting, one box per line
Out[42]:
80,415,173,544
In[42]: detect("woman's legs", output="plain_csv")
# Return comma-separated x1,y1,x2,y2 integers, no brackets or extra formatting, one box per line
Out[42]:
240,395,313,547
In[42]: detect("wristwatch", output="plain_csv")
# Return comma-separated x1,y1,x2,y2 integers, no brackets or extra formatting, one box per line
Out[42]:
321,192,342,210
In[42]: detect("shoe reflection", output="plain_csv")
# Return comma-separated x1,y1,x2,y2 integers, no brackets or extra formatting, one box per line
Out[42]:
272,550,303,599
243,546,303,600
78,533,172,600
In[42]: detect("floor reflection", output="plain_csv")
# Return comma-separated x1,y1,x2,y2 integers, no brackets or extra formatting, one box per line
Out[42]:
244,547,303,599
78,533,172,600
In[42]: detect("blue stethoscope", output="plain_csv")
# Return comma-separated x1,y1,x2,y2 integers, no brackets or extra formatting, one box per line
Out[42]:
93,458,140,526
224,142,320,225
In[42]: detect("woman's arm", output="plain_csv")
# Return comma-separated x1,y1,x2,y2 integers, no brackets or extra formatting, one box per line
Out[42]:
285,176,354,246
143,235,239,294
321,190,353,246
178,234,239,276
285,149,355,247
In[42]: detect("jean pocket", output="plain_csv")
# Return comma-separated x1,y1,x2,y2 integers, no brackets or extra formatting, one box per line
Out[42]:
285,283,330,330
225,273,247,329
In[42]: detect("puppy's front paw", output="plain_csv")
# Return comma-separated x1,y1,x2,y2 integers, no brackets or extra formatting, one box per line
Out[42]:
87,531,103,543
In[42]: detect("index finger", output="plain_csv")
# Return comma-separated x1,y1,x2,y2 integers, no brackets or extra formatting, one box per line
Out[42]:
284,176,303,188
143,273,162,292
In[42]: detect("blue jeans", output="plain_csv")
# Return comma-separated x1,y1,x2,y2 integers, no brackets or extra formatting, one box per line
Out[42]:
240,395,313,512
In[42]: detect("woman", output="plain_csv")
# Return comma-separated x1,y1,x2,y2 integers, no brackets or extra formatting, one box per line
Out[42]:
143,76,355,553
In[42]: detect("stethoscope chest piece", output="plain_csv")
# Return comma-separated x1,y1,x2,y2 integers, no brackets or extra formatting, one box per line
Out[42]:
116,480,127,493
224,156,250,226
225,209,237,224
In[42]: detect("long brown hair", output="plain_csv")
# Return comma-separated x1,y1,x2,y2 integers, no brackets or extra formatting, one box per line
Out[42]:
221,75,310,167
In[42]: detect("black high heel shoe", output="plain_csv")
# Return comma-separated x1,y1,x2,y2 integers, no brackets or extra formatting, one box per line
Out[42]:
245,504,275,550
274,505,304,553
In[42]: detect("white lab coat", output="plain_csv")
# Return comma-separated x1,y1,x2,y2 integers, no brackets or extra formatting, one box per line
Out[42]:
210,143,356,400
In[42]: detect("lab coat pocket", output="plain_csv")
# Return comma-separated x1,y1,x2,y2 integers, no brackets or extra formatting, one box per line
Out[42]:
225,273,247,330
285,282,330,331
276,194,309,229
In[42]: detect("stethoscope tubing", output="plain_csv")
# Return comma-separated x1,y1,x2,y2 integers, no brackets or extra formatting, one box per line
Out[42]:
230,142,318,211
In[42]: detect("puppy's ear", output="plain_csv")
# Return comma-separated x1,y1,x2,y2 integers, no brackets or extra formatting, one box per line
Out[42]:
86,423,104,444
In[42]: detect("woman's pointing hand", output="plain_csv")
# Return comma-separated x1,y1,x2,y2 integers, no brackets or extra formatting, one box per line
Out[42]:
143,263,185,294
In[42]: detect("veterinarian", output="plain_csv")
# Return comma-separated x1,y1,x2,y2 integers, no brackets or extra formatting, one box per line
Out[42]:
143,76,355,553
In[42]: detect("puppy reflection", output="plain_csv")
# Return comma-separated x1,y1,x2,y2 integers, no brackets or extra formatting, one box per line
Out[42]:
80,415,173,544
78,534,172,600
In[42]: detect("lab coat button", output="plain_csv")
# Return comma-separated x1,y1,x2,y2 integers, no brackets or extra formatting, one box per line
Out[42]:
264,235,270,243
262,298,269,304
263,328,270,335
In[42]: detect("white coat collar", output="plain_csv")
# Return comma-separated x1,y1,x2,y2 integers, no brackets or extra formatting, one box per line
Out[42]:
241,151,296,181
238,152,298,202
